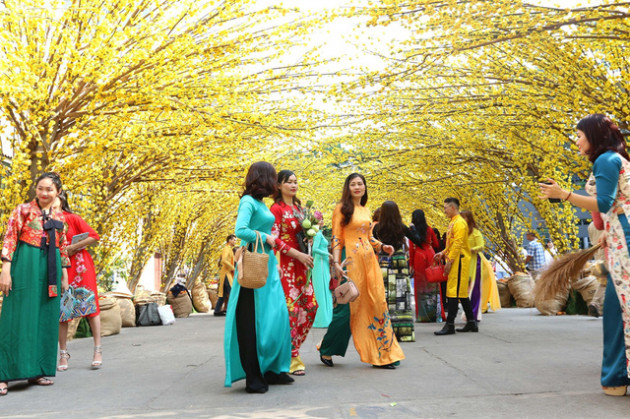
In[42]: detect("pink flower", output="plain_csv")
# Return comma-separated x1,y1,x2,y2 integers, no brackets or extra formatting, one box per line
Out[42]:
314,211,323,221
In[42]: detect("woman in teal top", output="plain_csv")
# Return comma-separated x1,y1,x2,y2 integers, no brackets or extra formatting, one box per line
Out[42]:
312,226,332,328
541,114,630,396
223,162,293,393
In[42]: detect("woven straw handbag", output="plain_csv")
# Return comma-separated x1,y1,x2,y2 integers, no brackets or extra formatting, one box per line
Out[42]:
237,231,269,289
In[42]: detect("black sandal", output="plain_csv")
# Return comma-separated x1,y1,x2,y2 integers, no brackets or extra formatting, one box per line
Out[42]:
320,355,334,367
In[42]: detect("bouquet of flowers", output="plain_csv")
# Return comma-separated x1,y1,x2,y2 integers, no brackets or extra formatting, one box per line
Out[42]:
294,200,324,240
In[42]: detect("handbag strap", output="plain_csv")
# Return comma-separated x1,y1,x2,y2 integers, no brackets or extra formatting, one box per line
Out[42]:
253,231,265,254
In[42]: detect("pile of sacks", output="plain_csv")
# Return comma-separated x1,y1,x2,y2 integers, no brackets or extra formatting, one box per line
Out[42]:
66,279,216,340
496,272,535,309
534,261,605,316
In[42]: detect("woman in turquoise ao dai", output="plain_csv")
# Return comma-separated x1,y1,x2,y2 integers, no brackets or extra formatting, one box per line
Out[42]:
541,114,630,397
312,224,333,328
223,162,293,393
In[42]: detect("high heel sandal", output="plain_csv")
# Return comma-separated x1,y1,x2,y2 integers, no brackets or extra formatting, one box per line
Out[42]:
57,350,70,372
91,345,102,369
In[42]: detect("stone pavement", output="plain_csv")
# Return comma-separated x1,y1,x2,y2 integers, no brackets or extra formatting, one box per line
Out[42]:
1,308,628,418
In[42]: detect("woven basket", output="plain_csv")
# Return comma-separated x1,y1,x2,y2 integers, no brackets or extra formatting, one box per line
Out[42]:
237,232,268,289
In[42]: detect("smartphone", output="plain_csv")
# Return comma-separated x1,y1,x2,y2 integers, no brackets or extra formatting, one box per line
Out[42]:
541,181,562,203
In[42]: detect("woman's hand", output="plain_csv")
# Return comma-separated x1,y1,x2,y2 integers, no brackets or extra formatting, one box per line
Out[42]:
434,251,444,262
297,252,314,269
265,234,275,248
0,267,12,296
333,262,345,278
382,245,394,256
539,179,569,200
444,260,453,275
67,244,79,257
61,269,69,293
598,232,608,248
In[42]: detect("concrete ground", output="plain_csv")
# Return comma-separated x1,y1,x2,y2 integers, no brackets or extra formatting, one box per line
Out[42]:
1,308,628,418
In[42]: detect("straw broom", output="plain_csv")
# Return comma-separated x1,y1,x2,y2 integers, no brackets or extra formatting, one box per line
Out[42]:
535,243,602,302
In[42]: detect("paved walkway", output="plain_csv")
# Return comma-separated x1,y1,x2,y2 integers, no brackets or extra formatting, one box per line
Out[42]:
1,308,628,418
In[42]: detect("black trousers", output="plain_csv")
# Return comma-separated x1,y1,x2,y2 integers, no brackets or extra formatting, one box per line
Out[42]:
235,288,267,392
214,277,231,314
445,297,475,324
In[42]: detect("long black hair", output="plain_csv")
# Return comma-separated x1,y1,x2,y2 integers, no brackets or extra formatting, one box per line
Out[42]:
577,114,629,163
373,201,406,249
340,173,368,227
58,190,73,213
408,209,428,246
273,169,301,207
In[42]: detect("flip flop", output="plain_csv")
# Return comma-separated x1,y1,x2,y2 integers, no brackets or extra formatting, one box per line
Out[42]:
291,370,306,376
28,377,54,386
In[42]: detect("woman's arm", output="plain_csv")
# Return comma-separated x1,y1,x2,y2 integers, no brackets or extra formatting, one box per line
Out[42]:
67,214,100,256
331,205,345,277
312,233,329,257
540,153,621,213
540,179,599,212
270,203,312,268
1,205,23,263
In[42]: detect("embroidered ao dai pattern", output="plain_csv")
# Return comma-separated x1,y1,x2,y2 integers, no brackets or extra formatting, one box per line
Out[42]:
586,151,630,387
0,200,69,382
322,204,404,365
63,212,101,319
270,202,317,359
372,226,415,342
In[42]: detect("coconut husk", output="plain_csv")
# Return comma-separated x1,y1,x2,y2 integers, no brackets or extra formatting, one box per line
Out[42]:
535,244,602,302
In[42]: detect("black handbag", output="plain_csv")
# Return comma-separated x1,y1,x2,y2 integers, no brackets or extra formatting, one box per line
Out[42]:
295,230,308,253
136,302,162,326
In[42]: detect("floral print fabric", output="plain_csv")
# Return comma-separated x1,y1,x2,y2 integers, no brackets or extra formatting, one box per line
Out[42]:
270,202,317,358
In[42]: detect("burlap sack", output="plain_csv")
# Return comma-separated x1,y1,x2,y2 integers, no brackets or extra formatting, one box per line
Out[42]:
150,291,166,306
508,272,535,308
167,292,192,318
207,286,218,309
191,280,211,313
116,297,136,327
571,275,599,305
497,281,512,308
99,296,122,336
535,291,569,316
